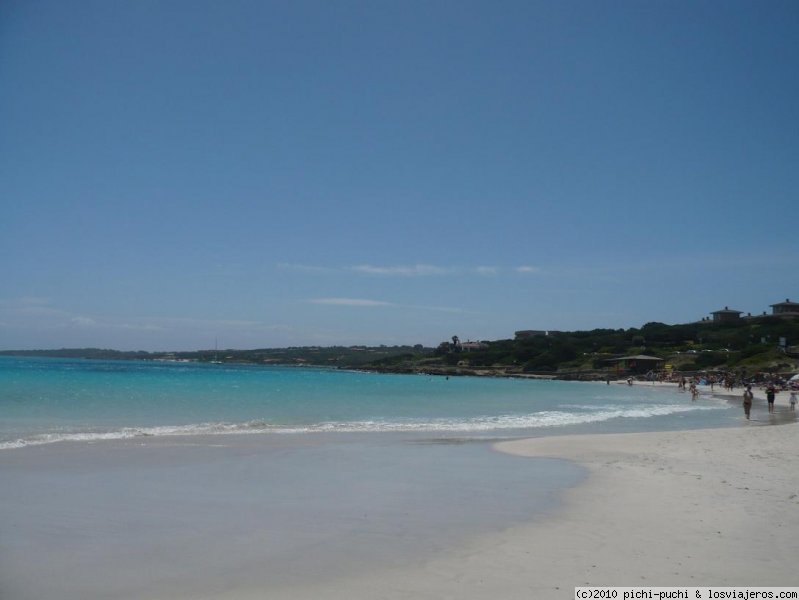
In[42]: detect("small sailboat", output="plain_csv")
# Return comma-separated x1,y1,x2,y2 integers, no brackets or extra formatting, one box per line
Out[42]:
210,338,223,364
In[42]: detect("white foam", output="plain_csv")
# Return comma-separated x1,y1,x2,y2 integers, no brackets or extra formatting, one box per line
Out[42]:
0,421,279,450
305,403,724,433
0,402,727,450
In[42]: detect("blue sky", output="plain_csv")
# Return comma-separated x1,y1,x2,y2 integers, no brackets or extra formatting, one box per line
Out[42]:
1,0,798,351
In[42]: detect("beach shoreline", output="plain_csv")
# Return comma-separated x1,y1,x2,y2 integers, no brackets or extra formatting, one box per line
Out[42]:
3,372,798,599
242,416,799,599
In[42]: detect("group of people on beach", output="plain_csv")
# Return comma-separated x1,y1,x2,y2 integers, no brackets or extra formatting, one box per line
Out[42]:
685,371,799,420
741,383,797,420
641,369,799,420
674,375,701,400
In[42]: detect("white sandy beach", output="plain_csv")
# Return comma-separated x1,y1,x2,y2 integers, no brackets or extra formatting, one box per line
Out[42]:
242,388,799,600
5,380,797,600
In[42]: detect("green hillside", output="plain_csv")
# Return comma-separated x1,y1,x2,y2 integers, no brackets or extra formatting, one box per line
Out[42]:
367,317,799,378
3,316,797,378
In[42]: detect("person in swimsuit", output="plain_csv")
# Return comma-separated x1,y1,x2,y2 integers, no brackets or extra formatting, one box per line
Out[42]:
766,384,776,414
743,385,753,420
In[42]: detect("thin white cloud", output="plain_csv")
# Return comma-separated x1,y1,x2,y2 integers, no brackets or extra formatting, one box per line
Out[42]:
71,316,98,327
58,316,167,332
308,298,395,307
306,297,474,314
279,262,545,277
349,264,451,276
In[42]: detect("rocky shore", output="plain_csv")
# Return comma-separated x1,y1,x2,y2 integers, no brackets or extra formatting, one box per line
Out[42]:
355,364,604,381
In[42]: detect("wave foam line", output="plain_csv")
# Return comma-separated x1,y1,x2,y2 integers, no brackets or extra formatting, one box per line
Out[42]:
0,421,284,450
311,403,725,433
0,403,725,450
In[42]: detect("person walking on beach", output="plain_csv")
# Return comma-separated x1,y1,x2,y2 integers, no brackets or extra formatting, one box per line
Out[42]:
790,391,796,412
766,384,776,414
743,385,754,420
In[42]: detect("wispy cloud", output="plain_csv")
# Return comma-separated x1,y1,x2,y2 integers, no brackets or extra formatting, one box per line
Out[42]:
308,298,394,307
278,263,543,277
516,265,542,274
65,316,166,331
349,264,452,276
71,316,98,327
306,297,473,314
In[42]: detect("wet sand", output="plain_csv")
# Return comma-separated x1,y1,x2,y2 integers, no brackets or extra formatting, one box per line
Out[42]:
250,405,798,599
3,386,797,599
0,432,582,600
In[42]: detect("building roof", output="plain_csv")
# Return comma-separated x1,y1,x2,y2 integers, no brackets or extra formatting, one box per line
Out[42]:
711,306,742,315
460,341,486,348
771,298,799,308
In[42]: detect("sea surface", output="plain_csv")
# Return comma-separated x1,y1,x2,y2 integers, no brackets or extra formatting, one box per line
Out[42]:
0,355,741,599
0,355,738,450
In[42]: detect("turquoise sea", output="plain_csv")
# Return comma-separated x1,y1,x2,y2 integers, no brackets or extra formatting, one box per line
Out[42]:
0,355,738,450
0,355,745,599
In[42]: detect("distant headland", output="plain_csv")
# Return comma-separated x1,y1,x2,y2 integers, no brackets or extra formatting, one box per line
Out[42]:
3,303,798,380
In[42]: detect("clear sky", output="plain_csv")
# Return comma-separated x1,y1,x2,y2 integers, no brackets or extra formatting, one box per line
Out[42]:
1,0,798,351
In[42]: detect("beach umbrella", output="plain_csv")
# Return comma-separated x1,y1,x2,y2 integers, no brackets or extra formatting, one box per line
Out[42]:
790,373,799,382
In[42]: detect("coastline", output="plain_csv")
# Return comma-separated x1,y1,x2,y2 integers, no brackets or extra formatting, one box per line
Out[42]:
234,414,799,599
4,368,798,599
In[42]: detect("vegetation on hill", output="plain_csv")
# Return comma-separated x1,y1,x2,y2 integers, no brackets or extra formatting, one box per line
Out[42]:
2,317,797,378
367,317,799,377
0,345,427,368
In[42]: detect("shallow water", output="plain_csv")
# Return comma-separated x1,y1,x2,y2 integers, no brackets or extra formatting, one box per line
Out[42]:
0,356,739,449
0,432,583,600
0,356,746,599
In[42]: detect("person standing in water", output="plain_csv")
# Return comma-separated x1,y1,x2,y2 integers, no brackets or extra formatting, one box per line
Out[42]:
743,385,754,420
766,383,776,414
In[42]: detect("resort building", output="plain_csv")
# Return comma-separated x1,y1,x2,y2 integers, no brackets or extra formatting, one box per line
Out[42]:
711,307,743,324
460,341,487,351
770,299,799,318
515,330,562,339
701,298,799,323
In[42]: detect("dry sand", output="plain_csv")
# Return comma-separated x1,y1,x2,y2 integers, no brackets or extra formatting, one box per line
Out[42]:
237,390,799,600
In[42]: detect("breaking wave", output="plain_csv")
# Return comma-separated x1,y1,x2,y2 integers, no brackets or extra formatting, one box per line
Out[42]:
0,402,725,450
